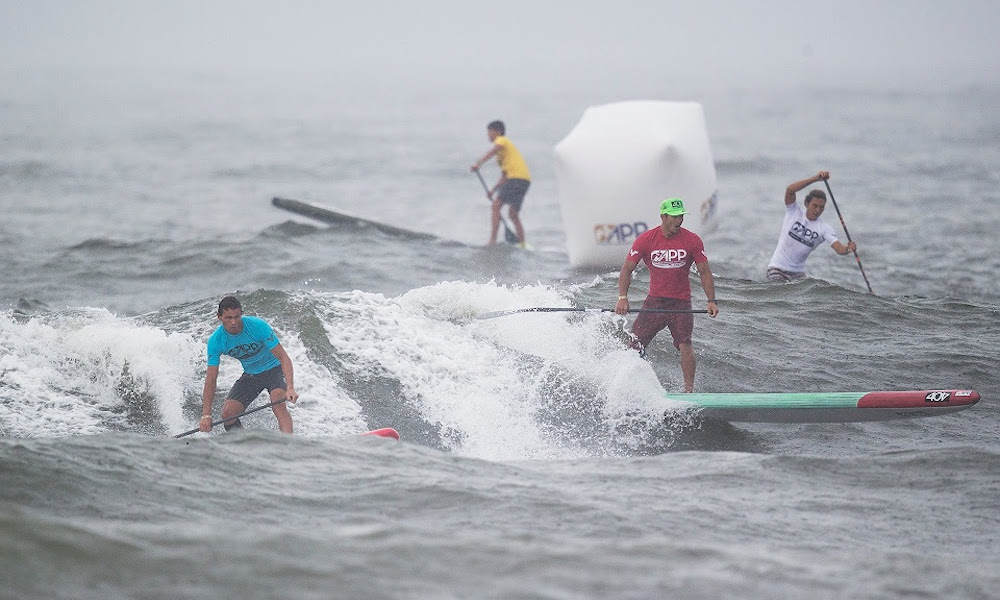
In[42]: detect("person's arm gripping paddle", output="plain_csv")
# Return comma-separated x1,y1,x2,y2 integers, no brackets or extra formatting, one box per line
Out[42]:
615,254,641,315
471,144,507,198
470,144,499,177
831,239,857,255
200,365,220,433
785,171,829,206
272,343,298,405
801,173,856,256
696,261,720,318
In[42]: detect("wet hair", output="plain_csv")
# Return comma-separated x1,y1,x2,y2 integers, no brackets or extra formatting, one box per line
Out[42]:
217,295,242,316
804,189,826,205
487,120,505,135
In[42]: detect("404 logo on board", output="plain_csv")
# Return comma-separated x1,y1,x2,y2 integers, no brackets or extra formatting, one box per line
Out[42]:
924,391,952,403
594,222,649,245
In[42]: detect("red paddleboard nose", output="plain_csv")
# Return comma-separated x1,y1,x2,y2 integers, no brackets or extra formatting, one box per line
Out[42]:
363,427,400,440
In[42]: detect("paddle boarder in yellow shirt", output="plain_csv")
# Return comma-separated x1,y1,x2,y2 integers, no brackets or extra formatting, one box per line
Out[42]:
470,120,531,246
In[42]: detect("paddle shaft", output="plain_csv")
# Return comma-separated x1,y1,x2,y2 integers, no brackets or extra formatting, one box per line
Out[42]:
822,179,874,294
473,169,518,243
477,307,710,319
174,398,287,439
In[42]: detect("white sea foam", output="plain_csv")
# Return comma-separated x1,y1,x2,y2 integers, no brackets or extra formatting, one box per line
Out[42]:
316,286,564,459
0,309,201,437
274,329,367,437
300,282,699,459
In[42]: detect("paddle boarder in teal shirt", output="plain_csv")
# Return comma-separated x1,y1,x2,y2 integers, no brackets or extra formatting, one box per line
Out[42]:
200,296,298,434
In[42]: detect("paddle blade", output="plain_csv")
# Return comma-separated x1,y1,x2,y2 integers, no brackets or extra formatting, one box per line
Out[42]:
504,225,518,244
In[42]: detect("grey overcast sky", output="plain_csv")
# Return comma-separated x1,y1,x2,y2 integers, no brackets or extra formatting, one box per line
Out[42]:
2,0,997,91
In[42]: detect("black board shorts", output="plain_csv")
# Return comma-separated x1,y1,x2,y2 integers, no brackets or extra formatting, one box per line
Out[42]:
498,178,530,210
227,366,287,407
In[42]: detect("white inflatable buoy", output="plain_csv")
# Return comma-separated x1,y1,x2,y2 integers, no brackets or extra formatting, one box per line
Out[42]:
554,101,719,269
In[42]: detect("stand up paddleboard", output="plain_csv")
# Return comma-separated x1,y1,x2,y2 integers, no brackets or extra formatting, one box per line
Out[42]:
272,196,526,248
677,389,980,423
272,197,443,242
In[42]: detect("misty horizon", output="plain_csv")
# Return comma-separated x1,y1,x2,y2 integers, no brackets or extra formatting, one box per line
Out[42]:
3,0,998,94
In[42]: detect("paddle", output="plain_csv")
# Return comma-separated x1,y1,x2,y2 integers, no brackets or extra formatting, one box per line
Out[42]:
173,398,287,439
822,179,874,294
476,307,710,320
473,169,519,244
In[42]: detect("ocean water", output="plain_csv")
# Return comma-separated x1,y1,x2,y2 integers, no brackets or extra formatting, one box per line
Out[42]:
2,70,999,599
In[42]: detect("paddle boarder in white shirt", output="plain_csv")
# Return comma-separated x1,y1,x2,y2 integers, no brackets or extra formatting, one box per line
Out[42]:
766,171,857,281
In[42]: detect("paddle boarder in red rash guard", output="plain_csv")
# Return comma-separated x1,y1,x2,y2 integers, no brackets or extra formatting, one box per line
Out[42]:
615,198,719,393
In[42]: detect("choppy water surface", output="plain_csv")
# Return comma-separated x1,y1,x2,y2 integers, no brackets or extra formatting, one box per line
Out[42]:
2,72,998,598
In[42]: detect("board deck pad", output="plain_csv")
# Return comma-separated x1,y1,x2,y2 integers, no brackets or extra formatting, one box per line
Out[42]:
674,389,980,423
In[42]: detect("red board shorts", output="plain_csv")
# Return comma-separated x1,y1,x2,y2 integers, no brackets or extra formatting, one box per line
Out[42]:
629,296,694,352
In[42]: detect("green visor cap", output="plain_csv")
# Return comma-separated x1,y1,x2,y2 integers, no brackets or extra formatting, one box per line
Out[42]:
660,197,687,216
